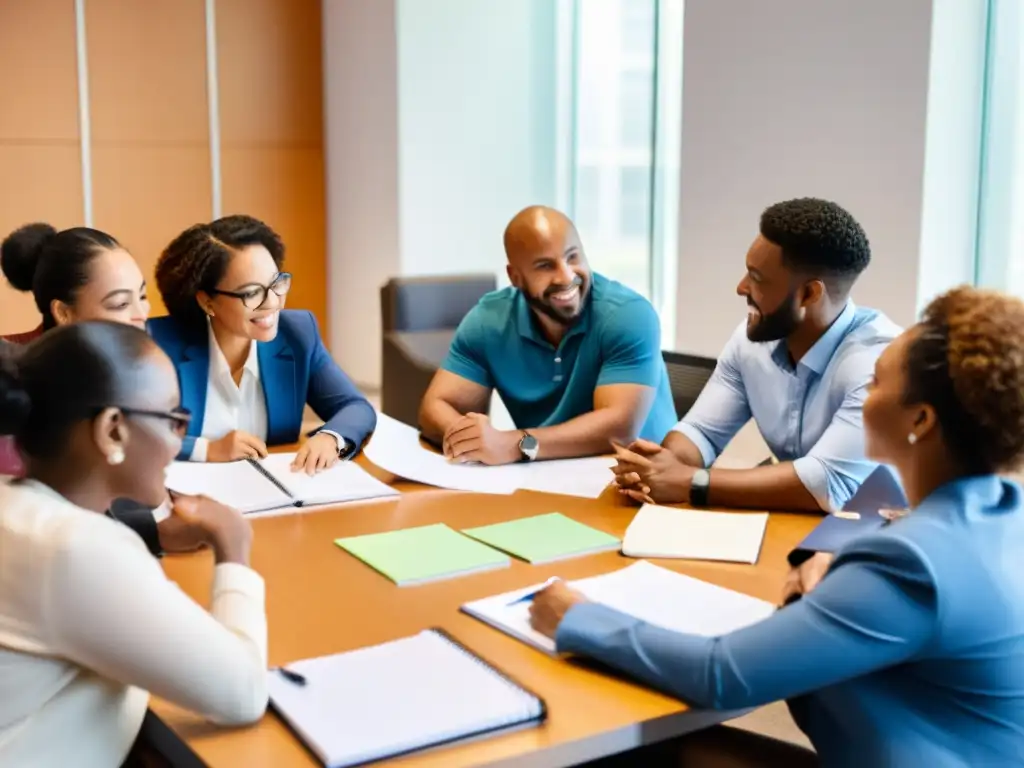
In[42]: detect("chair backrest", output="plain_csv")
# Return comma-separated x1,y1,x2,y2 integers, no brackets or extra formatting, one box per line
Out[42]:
662,350,717,420
380,274,497,333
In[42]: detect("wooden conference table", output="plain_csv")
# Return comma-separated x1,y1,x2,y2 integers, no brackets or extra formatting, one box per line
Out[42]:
149,454,819,768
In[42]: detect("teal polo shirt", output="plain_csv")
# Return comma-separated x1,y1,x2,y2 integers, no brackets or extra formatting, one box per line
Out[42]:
442,273,676,442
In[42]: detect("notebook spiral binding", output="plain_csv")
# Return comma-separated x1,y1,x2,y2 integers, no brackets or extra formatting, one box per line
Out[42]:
246,457,301,505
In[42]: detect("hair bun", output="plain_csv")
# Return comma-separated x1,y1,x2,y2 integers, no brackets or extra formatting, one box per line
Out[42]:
1,222,58,293
0,342,31,436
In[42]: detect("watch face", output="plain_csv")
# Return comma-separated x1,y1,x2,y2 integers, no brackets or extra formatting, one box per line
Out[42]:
520,435,539,451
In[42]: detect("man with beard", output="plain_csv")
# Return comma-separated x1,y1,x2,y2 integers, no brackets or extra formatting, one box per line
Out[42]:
614,197,905,513
418,205,676,465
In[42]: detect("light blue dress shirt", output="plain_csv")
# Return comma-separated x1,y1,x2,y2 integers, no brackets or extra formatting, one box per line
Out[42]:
675,302,904,511
557,475,1024,767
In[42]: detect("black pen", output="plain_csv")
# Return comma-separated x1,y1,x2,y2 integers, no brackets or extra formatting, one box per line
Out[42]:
275,667,307,686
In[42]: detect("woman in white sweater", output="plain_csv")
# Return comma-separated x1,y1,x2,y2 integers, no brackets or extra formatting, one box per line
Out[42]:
0,321,268,767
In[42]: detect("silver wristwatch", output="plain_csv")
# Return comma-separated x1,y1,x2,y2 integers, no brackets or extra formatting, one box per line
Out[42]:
518,431,539,461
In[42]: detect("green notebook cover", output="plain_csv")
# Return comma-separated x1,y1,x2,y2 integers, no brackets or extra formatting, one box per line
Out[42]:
461,513,621,564
335,524,510,586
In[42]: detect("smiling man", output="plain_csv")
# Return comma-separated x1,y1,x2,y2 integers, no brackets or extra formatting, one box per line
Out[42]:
418,205,676,466
615,198,905,513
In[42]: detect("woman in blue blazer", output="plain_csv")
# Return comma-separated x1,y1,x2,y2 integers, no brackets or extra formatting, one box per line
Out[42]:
150,215,375,473
530,286,1024,767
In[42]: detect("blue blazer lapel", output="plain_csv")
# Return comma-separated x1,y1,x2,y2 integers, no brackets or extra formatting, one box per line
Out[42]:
179,341,210,439
258,335,299,444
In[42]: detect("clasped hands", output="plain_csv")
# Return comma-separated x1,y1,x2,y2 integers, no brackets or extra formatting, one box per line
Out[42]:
610,438,695,505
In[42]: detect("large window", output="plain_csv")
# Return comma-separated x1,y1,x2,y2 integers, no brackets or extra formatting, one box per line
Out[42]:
558,0,682,346
976,0,1024,294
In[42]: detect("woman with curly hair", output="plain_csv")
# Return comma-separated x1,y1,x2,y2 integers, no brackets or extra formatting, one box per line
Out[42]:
530,286,1024,767
149,215,375,473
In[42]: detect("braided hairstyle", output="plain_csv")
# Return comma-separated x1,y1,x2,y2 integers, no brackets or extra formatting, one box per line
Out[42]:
155,215,285,331
904,286,1024,475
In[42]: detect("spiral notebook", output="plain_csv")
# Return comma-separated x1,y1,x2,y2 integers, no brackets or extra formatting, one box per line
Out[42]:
267,629,546,767
165,454,399,514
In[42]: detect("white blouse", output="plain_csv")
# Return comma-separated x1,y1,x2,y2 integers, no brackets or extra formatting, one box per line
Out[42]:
190,322,269,461
0,480,268,767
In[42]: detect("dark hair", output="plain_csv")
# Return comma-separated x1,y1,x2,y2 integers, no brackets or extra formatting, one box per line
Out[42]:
0,223,123,329
0,321,155,459
903,286,1024,475
759,198,870,295
155,214,285,330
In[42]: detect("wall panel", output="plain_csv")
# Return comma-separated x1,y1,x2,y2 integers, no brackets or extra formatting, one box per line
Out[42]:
216,0,326,331
87,0,212,315
0,0,82,334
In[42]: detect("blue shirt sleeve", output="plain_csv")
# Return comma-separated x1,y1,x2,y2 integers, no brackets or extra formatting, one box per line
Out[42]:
555,533,937,711
304,312,378,450
595,299,663,388
441,307,493,389
792,347,888,512
673,324,752,466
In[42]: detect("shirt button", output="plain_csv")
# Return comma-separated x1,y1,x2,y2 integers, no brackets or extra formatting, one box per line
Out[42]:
554,357,561,363
554,375,563,382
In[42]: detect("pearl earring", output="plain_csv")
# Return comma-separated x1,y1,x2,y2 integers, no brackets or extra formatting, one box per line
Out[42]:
907,433,918,446
107,448,125,466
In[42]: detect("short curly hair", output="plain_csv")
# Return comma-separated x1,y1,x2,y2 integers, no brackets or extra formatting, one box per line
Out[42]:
904,286,1024,475
760,198,870,295
155,215,285,330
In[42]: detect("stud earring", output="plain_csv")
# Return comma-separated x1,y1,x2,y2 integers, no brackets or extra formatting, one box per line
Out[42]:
107,448,125,466
907,433,918,446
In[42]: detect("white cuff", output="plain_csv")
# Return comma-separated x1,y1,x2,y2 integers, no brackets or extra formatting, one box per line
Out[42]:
212,563,266,601
189,437,210,462
671,422,717,468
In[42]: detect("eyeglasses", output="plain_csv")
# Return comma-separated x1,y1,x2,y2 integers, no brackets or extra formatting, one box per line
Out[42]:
209,272,292,309
119,407,193,437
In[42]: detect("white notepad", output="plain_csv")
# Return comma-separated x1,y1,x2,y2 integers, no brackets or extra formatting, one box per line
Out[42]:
462,561,775,656
164,454,399,514
621,504,769,564
267,629,546,767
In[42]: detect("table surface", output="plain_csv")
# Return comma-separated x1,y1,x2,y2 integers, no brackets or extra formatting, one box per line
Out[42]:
151,457,819,768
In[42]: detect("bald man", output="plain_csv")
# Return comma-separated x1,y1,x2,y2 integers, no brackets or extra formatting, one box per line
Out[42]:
418,206,676,465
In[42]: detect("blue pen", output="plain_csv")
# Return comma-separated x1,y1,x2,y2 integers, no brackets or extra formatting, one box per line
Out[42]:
507,577,561,606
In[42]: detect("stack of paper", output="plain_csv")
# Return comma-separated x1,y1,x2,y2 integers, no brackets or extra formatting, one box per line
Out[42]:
364,413,614,498
621,504,768,564
462,513,620,564
335,523,511,585
462,560,775,656
267,629,545,767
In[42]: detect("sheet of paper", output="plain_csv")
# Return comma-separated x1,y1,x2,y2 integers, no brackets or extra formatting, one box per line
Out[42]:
462,560,776,655
164,460,289,513
267,630,543,767
622,504,768,564
508,456,615,499
363,414,517,494
364,413,613,497
258,453,400,505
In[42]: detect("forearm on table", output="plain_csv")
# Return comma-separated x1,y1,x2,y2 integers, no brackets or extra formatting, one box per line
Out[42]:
418,397,465,443
662,430,707,468
529,408,639,460
707,463,823,512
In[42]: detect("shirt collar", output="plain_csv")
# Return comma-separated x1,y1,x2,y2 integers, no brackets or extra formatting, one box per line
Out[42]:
772,300,857,375
514,281,595,348
207,320,260,382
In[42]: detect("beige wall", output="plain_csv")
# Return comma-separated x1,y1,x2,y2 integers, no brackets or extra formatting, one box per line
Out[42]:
0,0,326,336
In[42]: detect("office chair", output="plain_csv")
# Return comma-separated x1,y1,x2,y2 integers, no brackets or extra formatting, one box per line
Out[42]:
661,350,717,420
380,274,497,427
